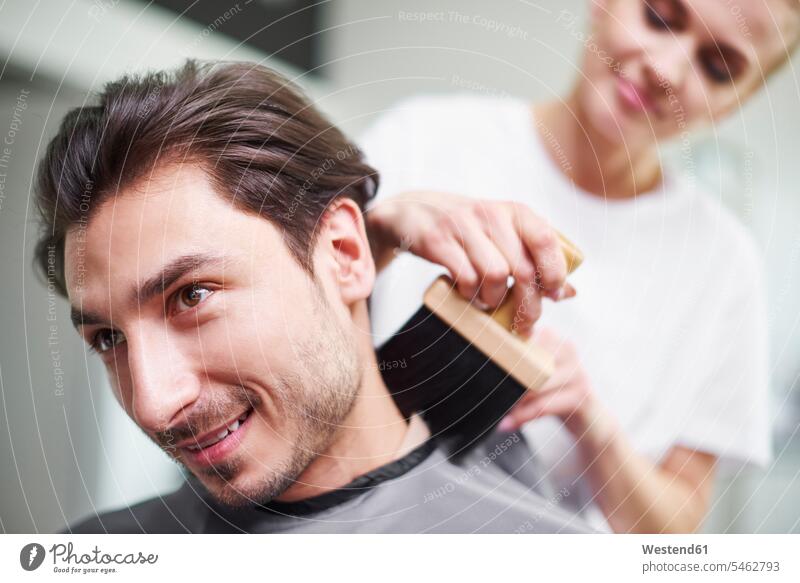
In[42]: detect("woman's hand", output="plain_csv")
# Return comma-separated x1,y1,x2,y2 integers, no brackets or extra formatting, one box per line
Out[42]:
498,327,715,533
367,191,575,336
497,327,618,445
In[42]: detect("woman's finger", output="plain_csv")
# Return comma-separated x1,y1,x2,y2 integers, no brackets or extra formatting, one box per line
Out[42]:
452,212,512,308
499,385,583,431
417,231,480,300
480,202,543,336
510,278,542,338
514,205,569,298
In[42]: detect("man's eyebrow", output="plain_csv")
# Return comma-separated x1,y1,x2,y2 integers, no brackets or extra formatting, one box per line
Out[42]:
70,306,107,329
134,252,228,306
69,252,229,330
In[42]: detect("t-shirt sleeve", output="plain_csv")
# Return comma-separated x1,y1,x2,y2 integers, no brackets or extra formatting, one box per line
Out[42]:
357,97,452,347
357,96,434,209
674,231,772,474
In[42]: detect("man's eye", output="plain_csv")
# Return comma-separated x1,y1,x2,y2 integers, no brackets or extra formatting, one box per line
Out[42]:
174,284,213,313
91,329,126,354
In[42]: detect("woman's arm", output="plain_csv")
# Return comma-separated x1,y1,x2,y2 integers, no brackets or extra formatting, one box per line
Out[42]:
369,190,718,532
500,328,717,533
366,190,574,336
567,411,716,533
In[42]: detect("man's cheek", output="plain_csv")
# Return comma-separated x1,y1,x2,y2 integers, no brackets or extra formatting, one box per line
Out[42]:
194,317,283,379
104,362,132,413
245,414,294,460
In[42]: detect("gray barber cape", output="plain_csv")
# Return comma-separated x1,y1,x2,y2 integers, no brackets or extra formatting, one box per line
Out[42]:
64,431,593,533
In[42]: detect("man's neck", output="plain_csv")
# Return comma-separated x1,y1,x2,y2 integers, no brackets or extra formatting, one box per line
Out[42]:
274,359,414,503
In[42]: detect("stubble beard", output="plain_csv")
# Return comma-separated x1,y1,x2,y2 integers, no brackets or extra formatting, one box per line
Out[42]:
195,281,363,508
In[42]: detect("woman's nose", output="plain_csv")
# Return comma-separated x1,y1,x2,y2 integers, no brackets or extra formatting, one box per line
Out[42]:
643,37,695,95
124,329,202,434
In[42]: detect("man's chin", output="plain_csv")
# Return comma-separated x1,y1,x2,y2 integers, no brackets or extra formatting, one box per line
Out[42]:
192,464,300,509
205,482,268,509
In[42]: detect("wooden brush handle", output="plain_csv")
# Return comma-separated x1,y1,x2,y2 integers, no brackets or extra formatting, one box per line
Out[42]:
422,230,582,392
554,231,584,273
491,230,583,331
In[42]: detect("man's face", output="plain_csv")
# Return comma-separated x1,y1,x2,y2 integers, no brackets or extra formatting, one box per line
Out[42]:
64,163,362,506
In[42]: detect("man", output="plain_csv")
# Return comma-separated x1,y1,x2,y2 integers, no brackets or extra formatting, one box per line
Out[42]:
36,60,591,533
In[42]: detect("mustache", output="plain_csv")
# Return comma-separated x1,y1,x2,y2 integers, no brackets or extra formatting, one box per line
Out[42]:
155,386,262,449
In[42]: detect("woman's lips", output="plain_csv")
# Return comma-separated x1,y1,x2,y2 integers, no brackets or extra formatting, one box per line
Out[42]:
180,408,253,468
616,75,659,115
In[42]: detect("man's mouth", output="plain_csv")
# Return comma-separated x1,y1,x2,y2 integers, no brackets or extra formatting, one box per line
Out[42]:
185,410,250,451
178,408,253,467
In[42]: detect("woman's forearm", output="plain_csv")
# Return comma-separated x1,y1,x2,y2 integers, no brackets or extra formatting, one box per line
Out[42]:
567,406,713,533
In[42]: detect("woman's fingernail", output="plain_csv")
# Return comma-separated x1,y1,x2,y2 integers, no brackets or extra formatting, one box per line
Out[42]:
497,416,515,432
553,284,576,301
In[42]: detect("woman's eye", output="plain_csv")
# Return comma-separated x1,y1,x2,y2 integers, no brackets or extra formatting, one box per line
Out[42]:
644,0,687,32
91,329,126,354
700,47,742,83
174,284,213,313
644,4,669,30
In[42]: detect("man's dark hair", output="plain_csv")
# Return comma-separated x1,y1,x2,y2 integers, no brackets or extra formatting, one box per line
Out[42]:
35,59,378,297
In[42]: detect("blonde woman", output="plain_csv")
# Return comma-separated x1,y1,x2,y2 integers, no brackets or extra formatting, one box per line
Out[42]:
362,0,798,532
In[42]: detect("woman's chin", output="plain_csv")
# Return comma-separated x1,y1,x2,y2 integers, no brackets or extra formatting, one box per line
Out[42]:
586,100,660,147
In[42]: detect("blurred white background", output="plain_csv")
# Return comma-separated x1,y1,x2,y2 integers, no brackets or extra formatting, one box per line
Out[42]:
0,0,798,533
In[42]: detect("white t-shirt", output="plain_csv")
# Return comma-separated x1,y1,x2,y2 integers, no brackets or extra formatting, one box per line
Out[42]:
358,94,771,531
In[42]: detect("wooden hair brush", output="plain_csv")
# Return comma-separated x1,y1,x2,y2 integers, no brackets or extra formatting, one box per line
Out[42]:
377,231,583,456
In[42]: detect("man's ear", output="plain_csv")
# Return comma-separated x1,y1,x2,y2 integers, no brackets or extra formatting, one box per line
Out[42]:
316,197,376,305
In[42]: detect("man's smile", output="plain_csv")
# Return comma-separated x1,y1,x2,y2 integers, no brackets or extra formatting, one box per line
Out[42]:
177,407,254,467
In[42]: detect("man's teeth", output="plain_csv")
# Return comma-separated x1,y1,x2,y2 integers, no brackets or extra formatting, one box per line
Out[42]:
185,412,248,451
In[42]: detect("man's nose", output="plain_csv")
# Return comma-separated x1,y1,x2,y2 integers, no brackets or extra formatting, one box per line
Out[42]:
125,330,201,434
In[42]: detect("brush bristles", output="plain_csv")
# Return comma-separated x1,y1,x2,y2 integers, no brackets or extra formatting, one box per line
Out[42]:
377,305,528,456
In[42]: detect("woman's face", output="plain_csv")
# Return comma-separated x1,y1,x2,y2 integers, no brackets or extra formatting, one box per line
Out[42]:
576,0,798,144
